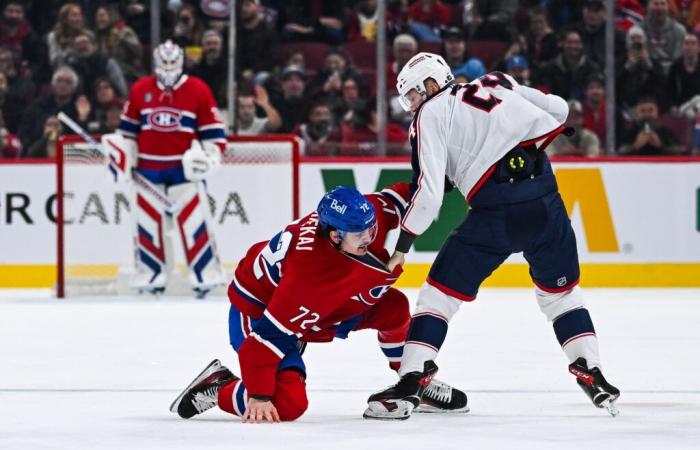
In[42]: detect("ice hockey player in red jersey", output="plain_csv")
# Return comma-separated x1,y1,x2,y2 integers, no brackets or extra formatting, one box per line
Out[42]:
112,40,226,297
169,183,469,422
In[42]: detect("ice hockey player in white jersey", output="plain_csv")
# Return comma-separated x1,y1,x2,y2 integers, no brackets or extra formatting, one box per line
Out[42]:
363,53,620,420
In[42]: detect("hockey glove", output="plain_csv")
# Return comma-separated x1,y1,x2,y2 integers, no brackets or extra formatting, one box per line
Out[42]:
183,140,222,182
102,133,137,183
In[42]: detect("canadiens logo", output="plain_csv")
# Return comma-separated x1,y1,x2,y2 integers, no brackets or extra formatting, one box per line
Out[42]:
369,285,392,299
148,107,181,132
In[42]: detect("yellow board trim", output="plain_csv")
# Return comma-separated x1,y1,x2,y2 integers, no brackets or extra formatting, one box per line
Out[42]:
2,263,700,288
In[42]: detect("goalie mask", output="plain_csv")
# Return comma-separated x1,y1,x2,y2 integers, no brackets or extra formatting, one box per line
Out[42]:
396,52,454,112
317,186,378,249
154,40,184,88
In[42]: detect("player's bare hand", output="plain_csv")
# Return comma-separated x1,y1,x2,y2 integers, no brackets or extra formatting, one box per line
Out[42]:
242,398,280,424
387,251,406,272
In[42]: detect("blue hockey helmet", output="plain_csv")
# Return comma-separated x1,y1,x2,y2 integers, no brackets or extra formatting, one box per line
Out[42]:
317,186,376,233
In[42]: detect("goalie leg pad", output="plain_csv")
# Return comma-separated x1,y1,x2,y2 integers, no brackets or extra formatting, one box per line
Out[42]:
169,182,225,290
131,184,169,290
399,283,461,376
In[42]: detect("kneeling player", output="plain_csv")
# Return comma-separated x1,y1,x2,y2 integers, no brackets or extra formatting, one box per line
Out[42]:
170,184,469,422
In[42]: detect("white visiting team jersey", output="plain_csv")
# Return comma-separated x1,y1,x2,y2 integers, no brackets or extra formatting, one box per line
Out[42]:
401,72,569,236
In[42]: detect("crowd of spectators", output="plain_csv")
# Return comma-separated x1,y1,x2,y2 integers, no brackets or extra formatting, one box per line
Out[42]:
1,0,699,159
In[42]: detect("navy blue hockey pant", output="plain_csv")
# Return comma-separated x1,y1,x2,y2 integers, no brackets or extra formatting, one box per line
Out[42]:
427,191,580,300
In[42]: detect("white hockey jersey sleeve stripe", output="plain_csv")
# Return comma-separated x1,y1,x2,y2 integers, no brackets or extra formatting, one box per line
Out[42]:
401,105,447,236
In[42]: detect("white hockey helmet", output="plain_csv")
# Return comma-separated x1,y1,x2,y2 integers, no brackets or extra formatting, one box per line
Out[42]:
153,40,184,88
396,52,454,111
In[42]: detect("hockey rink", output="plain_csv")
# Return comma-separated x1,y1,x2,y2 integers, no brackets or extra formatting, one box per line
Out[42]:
1,288,699,450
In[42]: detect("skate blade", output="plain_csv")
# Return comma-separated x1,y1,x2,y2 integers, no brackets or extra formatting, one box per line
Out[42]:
169,359,222,414
414,404,470,414
601,399,619,417
363,400,414,420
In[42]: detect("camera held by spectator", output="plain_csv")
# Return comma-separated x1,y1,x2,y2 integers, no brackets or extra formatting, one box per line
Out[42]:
619,97,683,155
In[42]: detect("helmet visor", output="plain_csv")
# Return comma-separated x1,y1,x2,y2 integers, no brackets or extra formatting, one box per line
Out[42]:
399,89,424,112
340,220,378,249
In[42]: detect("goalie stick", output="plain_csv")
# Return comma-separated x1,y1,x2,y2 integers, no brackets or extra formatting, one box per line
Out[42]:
57,112,177,214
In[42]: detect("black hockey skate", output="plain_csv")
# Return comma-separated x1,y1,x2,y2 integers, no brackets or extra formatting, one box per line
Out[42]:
569,357,620,417
169,359,237,419
193,287,210,300
363,360,438,420
416,378,469,414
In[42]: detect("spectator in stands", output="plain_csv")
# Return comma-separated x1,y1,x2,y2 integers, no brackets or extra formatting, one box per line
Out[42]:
67,31,128,98
619,97,682,155
577,0,627,72
520,6,558,71
87,97,124,134
547,99,601,157
535,28,600,100
668,33,700,114
582,73,607,146
669,0,700,30
271,64,307,133
117,1,153,45
0,1,47,84
388,34,418,126
464,0,518,42
407,0,452,43
341,97,409,156
285,49,306,70
617,27,666,113
191,30,227,107
337,75,366,124
18,65,82,150
637,0,686,74
387,34,417,92
452,58,486,82
85,78,123,133
0,47,34,134
173,4,205,69
442,27,471,71
94,5,144,84
236,86,283,135
346,0,380,42
237,0,277,81
505,55,532,85
307,49,362,105
47,3,86,68
294,101,341,154
173,3,204,49
278,0,345,45
0,110,22,159
24,115,62,158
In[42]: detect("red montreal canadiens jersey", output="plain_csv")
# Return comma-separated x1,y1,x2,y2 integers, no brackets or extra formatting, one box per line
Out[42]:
228,183,410,396
117,75,226,171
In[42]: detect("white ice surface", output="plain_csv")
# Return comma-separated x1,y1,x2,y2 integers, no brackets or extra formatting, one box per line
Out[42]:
1,288,699,450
